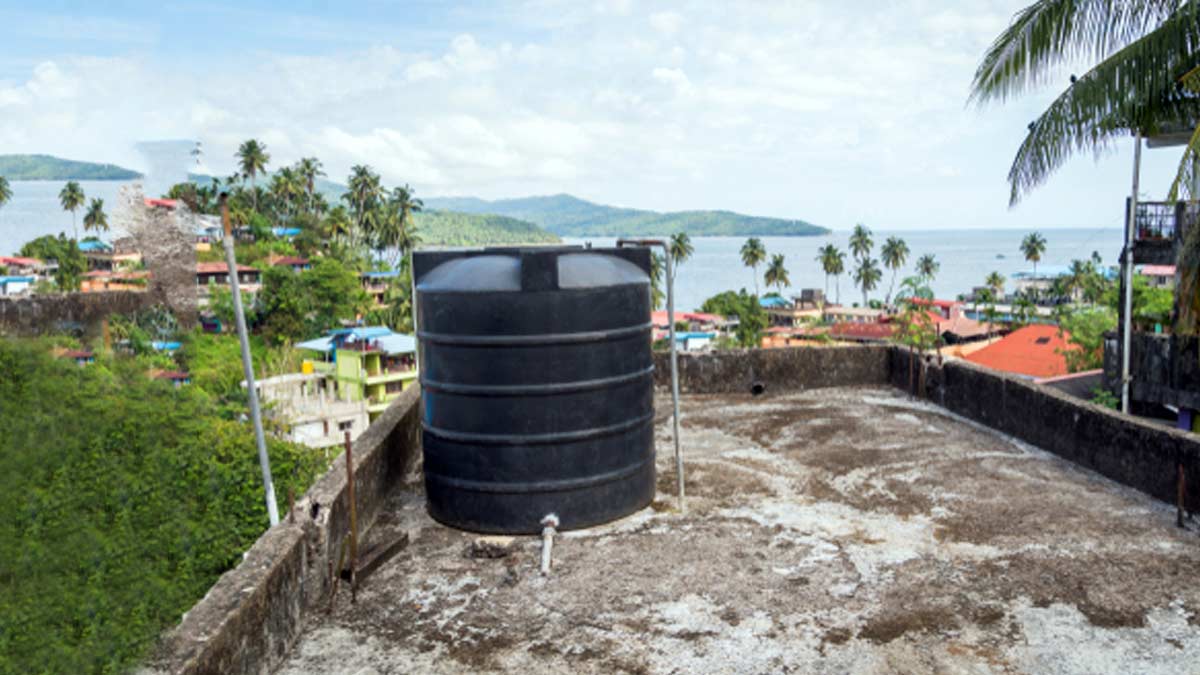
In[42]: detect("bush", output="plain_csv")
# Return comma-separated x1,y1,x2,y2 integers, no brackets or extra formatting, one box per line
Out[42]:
0,339,326,674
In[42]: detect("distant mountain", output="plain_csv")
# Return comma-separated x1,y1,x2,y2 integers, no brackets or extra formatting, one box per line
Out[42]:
422,193,829,237
414,210,560,247
0,154,142,181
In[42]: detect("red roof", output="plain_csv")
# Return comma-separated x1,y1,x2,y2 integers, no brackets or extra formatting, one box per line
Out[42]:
144,197,179,209
936,314,990,339
271,256,310,266
1140,265,1176,276
651,310,725,327
909,298,959,310
196,262,258,274
829,322,897,341
964,324,1073,379
0,256,43,267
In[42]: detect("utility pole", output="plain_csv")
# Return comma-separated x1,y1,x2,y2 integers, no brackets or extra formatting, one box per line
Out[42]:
1121,132,1142,414
221,193,280,526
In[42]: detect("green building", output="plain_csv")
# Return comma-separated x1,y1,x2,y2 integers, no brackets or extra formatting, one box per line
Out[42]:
298,327,418,420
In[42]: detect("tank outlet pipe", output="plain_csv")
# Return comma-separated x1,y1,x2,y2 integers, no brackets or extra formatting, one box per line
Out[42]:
540,513,560,575
220,193,279,527
617,238,685,513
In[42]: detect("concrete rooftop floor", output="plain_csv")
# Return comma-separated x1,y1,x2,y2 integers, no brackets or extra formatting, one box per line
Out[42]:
280,387,1200,674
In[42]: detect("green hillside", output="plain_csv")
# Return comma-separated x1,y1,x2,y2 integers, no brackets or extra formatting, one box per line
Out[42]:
422,193,829,237
414,209,561,246
0,154,142,180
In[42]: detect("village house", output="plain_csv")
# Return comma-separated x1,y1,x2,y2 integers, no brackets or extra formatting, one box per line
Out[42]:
196,262,262,307
360,270,400,308
0,275,35,297
243,372,369,450
964,324,1072,379
0,256,46,279
297,327,418,421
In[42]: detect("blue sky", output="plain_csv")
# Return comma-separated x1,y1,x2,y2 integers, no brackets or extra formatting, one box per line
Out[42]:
0,0,1187,230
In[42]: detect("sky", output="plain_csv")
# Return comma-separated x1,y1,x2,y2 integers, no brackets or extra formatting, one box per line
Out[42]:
0,0,1188,231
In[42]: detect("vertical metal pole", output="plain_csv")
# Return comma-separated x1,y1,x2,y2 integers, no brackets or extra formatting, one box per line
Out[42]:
665,246,684,513
344,431,358,601
1121,132,1142,414
220,194,279,526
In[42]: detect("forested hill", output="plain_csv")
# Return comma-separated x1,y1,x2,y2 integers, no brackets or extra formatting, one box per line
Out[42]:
413,210,560,246
0,154,142,180
422,193,829,237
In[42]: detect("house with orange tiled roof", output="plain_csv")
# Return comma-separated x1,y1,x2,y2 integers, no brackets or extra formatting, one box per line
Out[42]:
964,324,1074,379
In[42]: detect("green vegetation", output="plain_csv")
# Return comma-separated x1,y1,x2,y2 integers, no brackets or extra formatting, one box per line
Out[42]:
816,244,846,305
740,238,766,295
1057,306,1116,372
0,154,141,180
0,176,10,213
764,253,790,293
881,236,910,304
59,181,85,239
0,338,325,674
412,209,559,246
422,193,829,237
700,290,767,347
18,234,85,291
669,232,694,285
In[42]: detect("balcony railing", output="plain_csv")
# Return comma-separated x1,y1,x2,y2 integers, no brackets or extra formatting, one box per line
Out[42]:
1133,200,1199,242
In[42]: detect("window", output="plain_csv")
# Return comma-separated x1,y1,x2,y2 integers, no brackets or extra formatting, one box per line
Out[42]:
338,420,354,432
1035,336,1051,345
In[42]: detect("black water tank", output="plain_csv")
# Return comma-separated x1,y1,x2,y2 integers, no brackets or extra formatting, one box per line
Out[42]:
413,247,656,534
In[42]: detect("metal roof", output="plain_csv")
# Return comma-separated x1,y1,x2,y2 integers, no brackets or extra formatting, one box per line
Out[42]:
297,327,417,356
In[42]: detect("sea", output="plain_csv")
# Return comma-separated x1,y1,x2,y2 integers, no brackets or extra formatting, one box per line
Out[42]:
0,162,1122,312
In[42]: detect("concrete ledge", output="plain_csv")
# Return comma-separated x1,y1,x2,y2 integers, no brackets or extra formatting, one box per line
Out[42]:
890,347,1199,513
141,385,422,675
0,291,165,336
654,344,891,394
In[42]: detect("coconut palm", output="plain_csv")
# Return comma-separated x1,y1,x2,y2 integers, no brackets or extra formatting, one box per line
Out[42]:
849,223,873,261
270,166,303,220
668,232,694,287
345,165,383,242
377,185,423,267
236,139,270,211
815,244,840,302
985,270,1006,298
59,181,85,240
764,253,790,293
853,256,882,307
1020,232,1048,282
916,254,940,282
296,157,325,214
828,247,846,305
83,198,108,235
740,237,767,295
971,2,1200,205
0,176,11,215
880,236,910,304
323,205,353,247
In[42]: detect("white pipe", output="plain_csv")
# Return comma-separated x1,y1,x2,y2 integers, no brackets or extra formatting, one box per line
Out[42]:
540,513,559,575
1121,132,1142,414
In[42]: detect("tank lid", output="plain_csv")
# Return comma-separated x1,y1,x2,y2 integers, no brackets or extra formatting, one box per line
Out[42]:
558,253,648,288
418,255,521,292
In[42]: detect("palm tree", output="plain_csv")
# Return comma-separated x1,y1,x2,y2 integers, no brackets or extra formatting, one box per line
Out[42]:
377,185,423,267
650,252,665,310
916,254,939,282
853,256,882,307
815,244,840,301
296,157,325,214
829,247,846,305
83,198,108,235
323,205,353,246
971,2,1200,205
1020,231,1048,282
668,232,694,286
236,139,270,212
59,181,85,240
985,271,1005,298
0,176,11,215
740,237,767,295
849,223,873,261
345,165,382,242
880,236,910,305
764,253,790,293
270,166,302,220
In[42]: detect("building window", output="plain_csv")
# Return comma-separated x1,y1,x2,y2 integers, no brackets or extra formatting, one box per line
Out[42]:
338,420,354,432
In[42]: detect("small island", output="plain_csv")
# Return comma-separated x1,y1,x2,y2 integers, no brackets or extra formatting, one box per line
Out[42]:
0,154,142,181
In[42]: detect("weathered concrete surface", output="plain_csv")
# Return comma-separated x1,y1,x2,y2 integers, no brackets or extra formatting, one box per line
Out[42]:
654,344,890,395
278,388,1200,674
140,386,422,675
0,291,164,336
1105,332,1200,411
893,348,1200,514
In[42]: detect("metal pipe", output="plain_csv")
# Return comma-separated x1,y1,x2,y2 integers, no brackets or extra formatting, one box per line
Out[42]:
220,193,279,526
540,513,559,575
617,238,685,512
344,431,358,601
1121,132,1142,414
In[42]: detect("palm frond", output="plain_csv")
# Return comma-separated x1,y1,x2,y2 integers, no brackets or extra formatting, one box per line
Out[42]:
971,0,1176,104
1007,5,1200,204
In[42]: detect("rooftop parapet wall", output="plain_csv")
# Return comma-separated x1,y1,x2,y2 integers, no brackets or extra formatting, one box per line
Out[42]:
653,344,891,394
890,348,1199,514
0,291,165,336
141,386,422,675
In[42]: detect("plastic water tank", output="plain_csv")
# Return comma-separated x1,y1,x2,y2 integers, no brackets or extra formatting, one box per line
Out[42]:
413,247,655,533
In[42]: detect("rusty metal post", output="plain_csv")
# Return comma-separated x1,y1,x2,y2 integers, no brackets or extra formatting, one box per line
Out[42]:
344,431,359,601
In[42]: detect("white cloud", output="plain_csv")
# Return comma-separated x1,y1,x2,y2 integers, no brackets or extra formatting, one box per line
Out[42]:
649,11,683,36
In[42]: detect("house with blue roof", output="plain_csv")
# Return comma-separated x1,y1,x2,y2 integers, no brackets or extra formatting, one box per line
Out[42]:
297,326,418,419
0,276,35,296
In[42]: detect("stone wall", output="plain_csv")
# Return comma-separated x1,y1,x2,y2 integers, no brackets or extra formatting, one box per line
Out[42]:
1105,332,1200,410
653,344,891,394
891,348,1199,513
0,291,164,336
140,386,422,675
